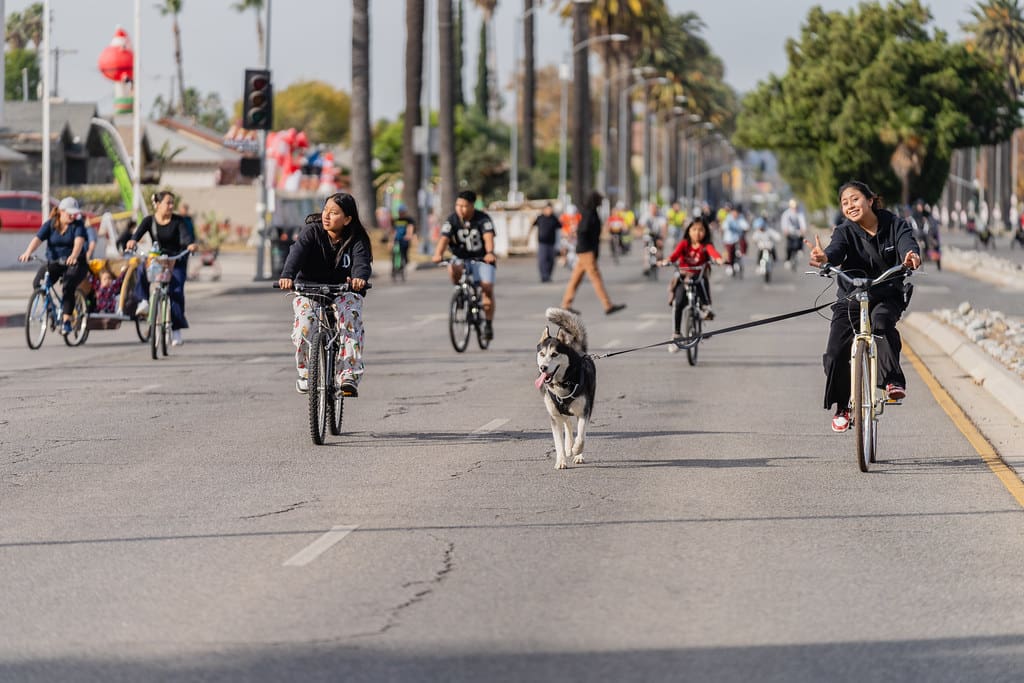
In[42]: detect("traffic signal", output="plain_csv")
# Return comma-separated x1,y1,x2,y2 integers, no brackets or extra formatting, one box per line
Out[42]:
243,68,273,130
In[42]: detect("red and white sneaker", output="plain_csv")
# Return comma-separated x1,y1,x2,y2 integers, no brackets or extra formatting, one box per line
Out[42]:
886,384,906,401
831,410,851,433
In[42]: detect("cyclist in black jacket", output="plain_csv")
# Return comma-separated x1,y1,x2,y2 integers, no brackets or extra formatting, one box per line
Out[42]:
807,180,921,433
279,193,372,396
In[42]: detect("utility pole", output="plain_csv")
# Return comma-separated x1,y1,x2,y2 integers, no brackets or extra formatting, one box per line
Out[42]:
51,47,79,98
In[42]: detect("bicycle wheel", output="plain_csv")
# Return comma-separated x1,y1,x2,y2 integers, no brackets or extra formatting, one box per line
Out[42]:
325,342,344,435
853,339,874,472
149,291,163,360
159,294,171,357
307,328,329,445
25,290,49,350
684,305,701,366
64,290,90,347
135,301,152,343
763,257,772,284
448,289,471,352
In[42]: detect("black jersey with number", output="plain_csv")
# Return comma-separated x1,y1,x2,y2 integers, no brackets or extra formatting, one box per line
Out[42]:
441,210,495,259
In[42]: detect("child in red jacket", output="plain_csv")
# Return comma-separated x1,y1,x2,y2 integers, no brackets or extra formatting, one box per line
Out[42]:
659,217,723,314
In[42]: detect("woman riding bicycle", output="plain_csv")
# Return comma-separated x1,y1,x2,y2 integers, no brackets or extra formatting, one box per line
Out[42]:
807,180,920,433
17,197,88,336
278,193,372,397
658,216,723,321
125,191,197,346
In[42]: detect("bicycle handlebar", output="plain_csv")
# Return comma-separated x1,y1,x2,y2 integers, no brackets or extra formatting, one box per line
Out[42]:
273,281,372,294
813,262,912,291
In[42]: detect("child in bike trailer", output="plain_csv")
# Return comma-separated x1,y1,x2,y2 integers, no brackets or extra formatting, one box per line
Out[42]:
659,216,723,319
17,197,88,336
278,193,372,397
807,180,920,433
88,262,128,313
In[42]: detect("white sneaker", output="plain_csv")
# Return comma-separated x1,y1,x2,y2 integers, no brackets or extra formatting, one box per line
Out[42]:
296,377,308,393
171,330,183,346
135,299,149,318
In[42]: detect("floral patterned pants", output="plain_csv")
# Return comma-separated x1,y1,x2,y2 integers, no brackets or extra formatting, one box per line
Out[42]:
291,293,365,386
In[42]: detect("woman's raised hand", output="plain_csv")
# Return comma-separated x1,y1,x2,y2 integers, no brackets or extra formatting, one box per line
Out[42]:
805,234,826,267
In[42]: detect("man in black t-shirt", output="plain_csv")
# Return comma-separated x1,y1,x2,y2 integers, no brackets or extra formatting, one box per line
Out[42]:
530,203,560,282
432,190,498,339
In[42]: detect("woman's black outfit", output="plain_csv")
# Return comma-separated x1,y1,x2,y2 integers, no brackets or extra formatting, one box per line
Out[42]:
280,220,373,284
820,209,919,411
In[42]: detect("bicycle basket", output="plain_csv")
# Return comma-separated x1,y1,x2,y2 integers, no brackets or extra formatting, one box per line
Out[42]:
147,260,172,283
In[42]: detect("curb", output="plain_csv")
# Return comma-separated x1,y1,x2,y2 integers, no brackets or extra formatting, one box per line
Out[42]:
902,311,1024,424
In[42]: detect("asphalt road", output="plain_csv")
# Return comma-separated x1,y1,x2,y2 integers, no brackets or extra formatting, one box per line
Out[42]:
2,248,1024,682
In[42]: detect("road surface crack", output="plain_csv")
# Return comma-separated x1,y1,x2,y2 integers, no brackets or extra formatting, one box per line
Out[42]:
241,500,312,519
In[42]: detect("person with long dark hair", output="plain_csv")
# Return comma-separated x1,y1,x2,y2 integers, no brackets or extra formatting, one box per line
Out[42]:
126,191,197,345
18,197,88,336
559,191,626,315
807,180,921,433
279,193,373,397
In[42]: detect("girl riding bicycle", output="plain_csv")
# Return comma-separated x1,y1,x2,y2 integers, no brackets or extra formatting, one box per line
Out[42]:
278,193,372,397
658,216,723,319
807,180,920,433
17,197,88,336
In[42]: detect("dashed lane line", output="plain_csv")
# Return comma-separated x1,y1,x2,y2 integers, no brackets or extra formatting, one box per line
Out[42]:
473,418,509,434
283,525,359,567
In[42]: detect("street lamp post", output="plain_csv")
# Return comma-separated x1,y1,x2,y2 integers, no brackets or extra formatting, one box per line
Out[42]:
557,32,627,210
597,48,633,198
510,2,543,207
618,75,667,211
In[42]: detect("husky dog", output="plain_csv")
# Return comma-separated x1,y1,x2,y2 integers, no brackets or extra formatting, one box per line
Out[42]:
536,307,597,469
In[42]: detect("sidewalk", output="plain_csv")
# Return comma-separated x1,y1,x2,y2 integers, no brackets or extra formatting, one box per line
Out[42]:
0,248,265,328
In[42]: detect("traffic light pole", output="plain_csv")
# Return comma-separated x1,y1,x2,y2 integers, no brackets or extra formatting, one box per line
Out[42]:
254,0,272,281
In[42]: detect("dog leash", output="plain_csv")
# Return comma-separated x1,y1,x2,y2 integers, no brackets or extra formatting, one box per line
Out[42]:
589,300,837,360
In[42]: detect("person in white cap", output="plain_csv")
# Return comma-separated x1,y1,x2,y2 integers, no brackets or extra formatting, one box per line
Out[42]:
18,197,89,335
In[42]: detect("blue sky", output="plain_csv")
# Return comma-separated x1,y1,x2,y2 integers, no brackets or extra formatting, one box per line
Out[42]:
3,0,980,122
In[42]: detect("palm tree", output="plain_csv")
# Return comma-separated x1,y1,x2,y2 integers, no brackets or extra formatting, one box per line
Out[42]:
962,0,1024,222
438,0,458,211
20,3,44,48
523,0,536,169
404,0,425,221
472,0,499,119
231,0,266,63
155,0,188,115
454,0,466,107
351,0,376,227
6,11,27,50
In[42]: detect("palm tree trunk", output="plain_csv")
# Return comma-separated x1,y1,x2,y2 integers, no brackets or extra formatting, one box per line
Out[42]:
404,0,425,215
173,17,186,114
438,0,457,213
256,15,265,62
523,0,535,169
571,1,591,205
351,0,377,227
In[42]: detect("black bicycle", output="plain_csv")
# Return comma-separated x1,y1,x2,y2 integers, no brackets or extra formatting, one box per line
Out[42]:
443,260,491,352
276,281,371,445
668,264,708,366
24,257,89,349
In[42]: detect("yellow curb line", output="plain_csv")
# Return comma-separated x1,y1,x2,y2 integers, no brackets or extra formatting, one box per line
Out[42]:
905,343,1024,508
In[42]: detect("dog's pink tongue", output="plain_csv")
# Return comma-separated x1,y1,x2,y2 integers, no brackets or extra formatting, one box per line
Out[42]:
535,373,548,389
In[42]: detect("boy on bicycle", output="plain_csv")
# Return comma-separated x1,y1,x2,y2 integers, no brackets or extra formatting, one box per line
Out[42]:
279,193,372,397
432,189,497,340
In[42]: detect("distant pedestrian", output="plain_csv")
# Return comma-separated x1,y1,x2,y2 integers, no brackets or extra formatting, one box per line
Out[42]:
560,191,626,316
530,203,560,282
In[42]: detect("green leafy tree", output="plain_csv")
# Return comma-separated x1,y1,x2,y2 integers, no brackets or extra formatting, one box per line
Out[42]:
239,80,350,143
5,48,39,101
735,1,1018,208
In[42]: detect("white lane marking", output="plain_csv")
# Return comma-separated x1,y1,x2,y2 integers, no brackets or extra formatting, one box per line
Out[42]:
412,313,449,328
637,319,659,331
914,284,951,294
602,339,623,349
127,384,162,394
473,418,509,433
244,356,271,363
283,525,359,567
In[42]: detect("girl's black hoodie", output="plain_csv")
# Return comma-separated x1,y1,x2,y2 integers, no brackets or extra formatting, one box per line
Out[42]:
823,208,919,303
280,220,372,285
